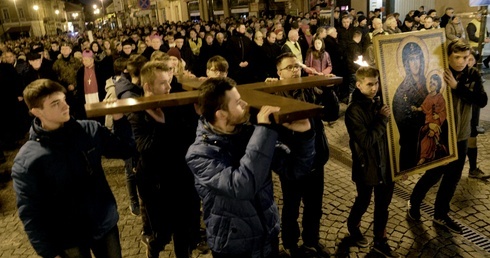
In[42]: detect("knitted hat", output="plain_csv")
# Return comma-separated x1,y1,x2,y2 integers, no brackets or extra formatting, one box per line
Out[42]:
30,44,44,54
167,47,181,60
174,34,184,40
26,52,42,61
122,39,133,47
405,16,414,23
358,16,367,24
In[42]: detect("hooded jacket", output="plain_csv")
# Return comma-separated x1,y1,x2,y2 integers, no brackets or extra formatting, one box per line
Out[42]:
186,118,315,257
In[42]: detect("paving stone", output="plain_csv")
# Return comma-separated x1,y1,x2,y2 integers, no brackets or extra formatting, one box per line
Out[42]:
2,94,490,258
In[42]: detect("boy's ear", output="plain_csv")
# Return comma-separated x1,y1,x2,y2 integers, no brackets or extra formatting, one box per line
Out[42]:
142,82,151,94
355,81,361,89
215,109,227,120
30,108,41,118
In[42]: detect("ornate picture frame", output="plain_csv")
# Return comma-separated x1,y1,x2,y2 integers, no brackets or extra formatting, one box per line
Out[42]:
373,29,458,181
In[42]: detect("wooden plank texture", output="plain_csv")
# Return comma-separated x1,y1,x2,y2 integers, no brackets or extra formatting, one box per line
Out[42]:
85,91,199,118
181,76,342,92
85,76,337,123
238,89,323,123
243,76,342,93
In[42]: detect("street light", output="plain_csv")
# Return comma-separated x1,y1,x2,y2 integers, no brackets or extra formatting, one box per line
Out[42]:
33,5,42,36
54,10,59,34
100,0,105,24
12,0,21,33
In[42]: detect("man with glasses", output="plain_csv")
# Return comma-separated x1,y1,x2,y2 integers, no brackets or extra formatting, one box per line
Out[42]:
119,40,134,60
274,53,330,258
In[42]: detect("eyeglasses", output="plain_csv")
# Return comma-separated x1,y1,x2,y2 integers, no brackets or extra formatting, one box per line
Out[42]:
279,64,301,71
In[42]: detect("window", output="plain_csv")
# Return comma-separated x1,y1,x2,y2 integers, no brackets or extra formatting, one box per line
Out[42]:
18,8,25,19
2,8,10,20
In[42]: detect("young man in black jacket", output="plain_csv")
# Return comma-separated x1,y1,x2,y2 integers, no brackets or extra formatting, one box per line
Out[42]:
345,66,398,258
408,39,488,234
128,61,200,258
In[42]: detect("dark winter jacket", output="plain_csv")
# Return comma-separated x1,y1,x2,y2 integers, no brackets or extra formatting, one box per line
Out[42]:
186,118,315,257
450,66,488,141
345,89,391,185
52,55,83,89
12,117,135,258
23,61,57,88
114,76,143,99
129,104,197,196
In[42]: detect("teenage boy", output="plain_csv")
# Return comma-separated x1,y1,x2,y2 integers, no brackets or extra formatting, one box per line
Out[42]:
408,39,488,234
128,61,200,258
186,77,315,258
273,53,330,258
345,66,399,258
12,79,135,258
206,55,228,78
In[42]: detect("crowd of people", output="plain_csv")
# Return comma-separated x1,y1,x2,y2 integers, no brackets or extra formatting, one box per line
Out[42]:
1,4,489,258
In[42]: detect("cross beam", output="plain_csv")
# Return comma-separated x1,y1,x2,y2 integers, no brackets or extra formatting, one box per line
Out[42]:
180,76,343,92
85,76,342,123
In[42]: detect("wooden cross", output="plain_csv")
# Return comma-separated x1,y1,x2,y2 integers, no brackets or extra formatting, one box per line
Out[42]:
85,76,343,123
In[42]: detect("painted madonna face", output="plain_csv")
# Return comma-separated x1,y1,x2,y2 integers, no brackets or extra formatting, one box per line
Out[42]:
408,54,421,76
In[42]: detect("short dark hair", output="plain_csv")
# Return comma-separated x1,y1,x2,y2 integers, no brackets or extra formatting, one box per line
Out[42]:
430,74,442,93
276,52,296,69
113,57,128,75
126,54,148,78
198,77,236,124
447,39,470,56
60,41,73,48
352,30,362,38
356,66,379,82
23,79,66,110
207,55,229,72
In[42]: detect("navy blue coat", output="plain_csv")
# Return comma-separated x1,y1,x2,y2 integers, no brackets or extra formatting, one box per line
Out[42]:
12,117,134,258
186,118,315,257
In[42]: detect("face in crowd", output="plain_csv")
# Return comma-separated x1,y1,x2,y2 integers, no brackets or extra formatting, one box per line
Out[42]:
356,75,379,99
147,69,172,95
222,87,249,126
277,57,301,80
448,48,470,72
31,92,70,131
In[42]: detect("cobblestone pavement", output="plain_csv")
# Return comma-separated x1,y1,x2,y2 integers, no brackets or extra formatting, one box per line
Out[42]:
1,73,490,257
